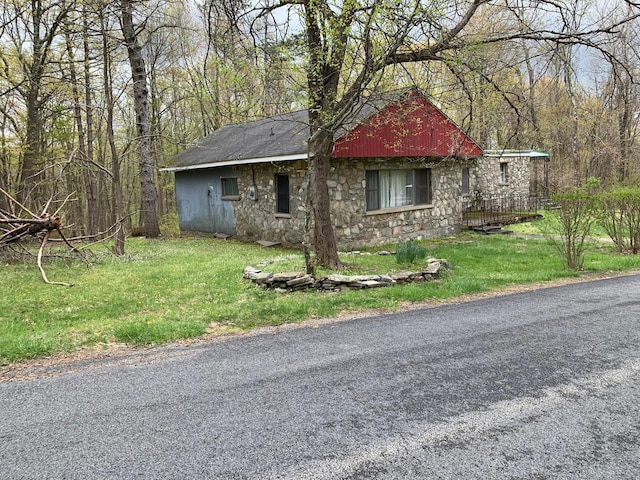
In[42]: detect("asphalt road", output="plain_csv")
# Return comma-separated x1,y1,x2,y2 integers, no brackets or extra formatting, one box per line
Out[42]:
1,275,640,479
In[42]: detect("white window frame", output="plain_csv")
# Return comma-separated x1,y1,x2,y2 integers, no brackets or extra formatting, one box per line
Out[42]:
500,162,509,184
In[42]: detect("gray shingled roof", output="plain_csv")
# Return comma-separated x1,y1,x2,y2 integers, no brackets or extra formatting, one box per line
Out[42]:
169,110,310,171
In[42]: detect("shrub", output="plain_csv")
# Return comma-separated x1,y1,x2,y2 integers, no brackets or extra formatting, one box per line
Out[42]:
548,192,597,271
594,187,640,254
395,240,428,264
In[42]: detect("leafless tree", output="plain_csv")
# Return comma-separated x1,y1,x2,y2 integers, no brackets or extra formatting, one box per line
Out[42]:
119,0,160,237
2,0,75,208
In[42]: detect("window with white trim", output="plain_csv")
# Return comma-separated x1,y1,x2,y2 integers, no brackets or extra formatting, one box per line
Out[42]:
366,168,431,211
500,162,509,184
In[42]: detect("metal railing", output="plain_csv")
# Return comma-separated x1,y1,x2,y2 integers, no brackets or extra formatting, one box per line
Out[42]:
462,194,543,227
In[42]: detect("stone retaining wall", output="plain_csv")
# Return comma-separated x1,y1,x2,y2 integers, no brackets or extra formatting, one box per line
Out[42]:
243,258,449,292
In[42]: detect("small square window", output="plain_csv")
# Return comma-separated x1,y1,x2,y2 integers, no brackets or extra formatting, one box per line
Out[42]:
221,177,239,198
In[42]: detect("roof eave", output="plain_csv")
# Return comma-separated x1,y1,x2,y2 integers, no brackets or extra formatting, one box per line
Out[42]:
484,149,549,158
160,153,310,172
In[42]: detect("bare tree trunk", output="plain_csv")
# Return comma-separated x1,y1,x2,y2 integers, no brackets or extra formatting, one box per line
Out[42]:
567,85,581,187
149,65,167,217
120,0,160,237
20,5,46,207
0,113,10,211
21,78,44,208
610,59,635,184
65,26,98,236
103,9,125,254
559,44,581,188
17,0,71,209
300,0,356,268
523,43,542,148
617,81,631,183
82,15,99,235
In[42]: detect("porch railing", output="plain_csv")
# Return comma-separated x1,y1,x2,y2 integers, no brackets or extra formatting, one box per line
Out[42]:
462,194,543,227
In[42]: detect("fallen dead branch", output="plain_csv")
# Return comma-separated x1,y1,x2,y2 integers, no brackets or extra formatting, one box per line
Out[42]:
0,188,89,286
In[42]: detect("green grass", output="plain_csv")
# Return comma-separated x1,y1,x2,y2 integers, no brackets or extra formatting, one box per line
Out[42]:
509,210,610,238
2,230,640,364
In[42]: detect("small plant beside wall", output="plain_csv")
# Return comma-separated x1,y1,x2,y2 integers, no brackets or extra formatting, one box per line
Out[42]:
395,240,428,264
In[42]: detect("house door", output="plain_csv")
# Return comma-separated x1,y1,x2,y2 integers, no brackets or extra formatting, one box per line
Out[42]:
207,183,236,235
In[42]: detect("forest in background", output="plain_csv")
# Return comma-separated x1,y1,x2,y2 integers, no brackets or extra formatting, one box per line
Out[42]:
2,0,640,246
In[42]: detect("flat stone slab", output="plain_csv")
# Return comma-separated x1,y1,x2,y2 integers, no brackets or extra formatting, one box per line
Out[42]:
358,280,385,288
271,272,304,282
286,275,314,287
326,274,383,283
256,240,281,247
252,272,274,283
390,271,416,281
423,261,442,274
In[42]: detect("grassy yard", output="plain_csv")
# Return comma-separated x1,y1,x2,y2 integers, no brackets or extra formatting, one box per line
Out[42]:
2,227,640,364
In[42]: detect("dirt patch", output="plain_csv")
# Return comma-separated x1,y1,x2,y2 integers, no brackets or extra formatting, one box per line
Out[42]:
2,269,639,383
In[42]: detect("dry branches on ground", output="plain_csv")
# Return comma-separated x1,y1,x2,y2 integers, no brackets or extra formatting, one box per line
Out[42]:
1,188,86,286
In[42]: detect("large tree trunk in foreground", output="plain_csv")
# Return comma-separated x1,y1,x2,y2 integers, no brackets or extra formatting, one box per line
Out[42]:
303,0,348,269
120,0,160,237
308,126,341,269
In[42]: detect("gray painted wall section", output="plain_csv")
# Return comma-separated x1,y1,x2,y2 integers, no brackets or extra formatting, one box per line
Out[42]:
175,168,237,235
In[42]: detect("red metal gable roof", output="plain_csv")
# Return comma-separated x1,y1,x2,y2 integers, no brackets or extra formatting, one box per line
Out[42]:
332,89,483,158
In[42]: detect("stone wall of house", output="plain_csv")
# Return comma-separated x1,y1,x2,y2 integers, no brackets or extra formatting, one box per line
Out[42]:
473,154,530,197
329,158,464,249
234,161,307,245
233,157,466,250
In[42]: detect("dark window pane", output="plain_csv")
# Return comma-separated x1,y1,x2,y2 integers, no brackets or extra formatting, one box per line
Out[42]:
414,168,431,205
221,177,239,197
462,167,469,195
402,170,413,206
276,174,290,214
366,170,380,211
500,162,509,183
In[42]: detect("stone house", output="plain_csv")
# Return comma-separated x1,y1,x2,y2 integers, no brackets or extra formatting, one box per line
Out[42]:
463,149,550,228
162,88,547,249
474,149,550,198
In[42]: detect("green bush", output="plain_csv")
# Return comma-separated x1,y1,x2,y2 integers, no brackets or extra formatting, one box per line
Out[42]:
548,192,597,271
594,187,640,254
395,240,428,264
